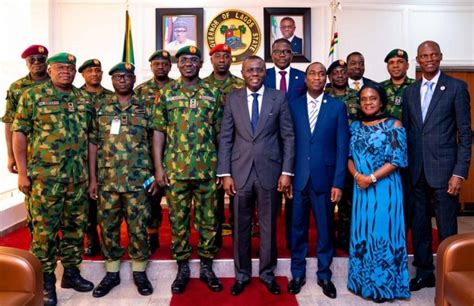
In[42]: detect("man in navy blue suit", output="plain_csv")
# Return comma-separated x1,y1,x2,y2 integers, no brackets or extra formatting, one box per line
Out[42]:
402,40,471,291
264,38,306,250
279,17,302,54
287,62,349,298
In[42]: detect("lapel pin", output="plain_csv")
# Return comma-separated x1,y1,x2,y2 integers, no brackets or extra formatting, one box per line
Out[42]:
295,76,299,79
323,99,327,104
440,85,446,91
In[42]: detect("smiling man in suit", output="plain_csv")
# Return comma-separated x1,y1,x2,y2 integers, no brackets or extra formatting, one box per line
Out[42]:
287,62,349,298
217,55,295,296
402,40,471,291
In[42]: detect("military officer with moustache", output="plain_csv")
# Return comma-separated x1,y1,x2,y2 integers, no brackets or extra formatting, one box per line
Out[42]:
2,44,50,236
203,43,245,246
152,46,223,294
135,50,174,253
12,52,94,306
381,49,414,119
88,63,155,297
324,59,361,253
78,58,113,257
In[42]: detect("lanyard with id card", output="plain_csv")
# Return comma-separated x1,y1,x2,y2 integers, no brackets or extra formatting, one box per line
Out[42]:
110,116,120,135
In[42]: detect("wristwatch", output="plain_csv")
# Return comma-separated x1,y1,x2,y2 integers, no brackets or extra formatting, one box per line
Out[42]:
370,174,377,184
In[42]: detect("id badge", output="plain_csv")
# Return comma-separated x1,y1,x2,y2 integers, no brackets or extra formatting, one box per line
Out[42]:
110,117,120,135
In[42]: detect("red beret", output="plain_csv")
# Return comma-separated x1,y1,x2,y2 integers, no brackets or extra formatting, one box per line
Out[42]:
21,45,49,59
209,44,232,56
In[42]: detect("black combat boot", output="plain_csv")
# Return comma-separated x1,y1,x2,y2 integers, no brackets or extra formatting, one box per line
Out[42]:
61,267,94,292
171,261,190,294
43,272,57,306
133,271,153,296
92,272,120,297
199,257,223,292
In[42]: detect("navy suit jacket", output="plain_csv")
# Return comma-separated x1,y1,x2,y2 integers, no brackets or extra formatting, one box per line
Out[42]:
264,67,307,102
289,94,350,192
402,72,471,188
290,36,302,54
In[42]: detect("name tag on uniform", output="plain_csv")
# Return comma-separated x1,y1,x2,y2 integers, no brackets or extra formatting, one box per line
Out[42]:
111,117,120,135
189,98,197,109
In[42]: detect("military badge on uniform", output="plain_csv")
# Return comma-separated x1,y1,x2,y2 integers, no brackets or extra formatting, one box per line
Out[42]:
189,98,197,109
67,102,75,112
125,63,132,71
67,54,75,63
395,96,402,105
397,49,404,57
39,46,45,54
121,114,128,125
189,46,197,54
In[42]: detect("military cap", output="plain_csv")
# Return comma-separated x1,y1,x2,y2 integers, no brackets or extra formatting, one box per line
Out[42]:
327,59,347,75
108,62,135,75
78,58,102,73
148,50,171,62
21,44,49,59
384,48,408,63
209,44,232,56
47,52,76,65
175,46,202,60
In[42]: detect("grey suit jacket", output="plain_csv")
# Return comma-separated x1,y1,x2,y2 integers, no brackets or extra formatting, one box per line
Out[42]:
402,71,471,188
217,87,295,190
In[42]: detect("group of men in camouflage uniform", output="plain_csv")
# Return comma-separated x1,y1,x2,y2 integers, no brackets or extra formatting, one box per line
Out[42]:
2,40,414,304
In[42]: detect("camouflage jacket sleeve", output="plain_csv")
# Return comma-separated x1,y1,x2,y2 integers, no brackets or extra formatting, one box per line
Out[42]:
213,91,223,136
151,88,167,132
11,89,34,135
2,85,18,123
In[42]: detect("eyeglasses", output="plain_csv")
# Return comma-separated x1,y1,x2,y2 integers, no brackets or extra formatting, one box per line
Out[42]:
27,55,47,64
272,49,292,56
112,74,134,81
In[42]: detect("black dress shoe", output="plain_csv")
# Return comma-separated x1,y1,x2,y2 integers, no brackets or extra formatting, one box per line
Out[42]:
92,272,120,298
409,274,435,291
287,277,306,294
171,261,190,294
61,267,94,292
43,272,57,306
230,280,248,296
200,258,223,292
133,271,153,296
261,279,281,295
317,279,337,299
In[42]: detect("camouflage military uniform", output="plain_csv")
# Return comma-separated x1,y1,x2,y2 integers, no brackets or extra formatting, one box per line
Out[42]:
325,86,361,124
152,78,222,261
135,77,174,246
80,85,113,110
203,72,244,243
12,80,93,273
2,74,50,232
381,77,415,120
89,93,153,272
325,86,360,252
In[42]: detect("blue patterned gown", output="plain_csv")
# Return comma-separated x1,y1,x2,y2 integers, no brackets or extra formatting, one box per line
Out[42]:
347,118,410,301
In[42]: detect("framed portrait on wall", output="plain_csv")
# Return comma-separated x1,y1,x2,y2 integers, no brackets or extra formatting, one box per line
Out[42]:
155,8,203,61
264,7,311,63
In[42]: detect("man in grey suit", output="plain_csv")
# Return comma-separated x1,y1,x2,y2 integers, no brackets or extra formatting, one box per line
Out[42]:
402,40,471,291
217,55,295,296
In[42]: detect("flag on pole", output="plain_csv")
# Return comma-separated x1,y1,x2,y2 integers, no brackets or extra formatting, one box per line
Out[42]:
122,10,135,64
328,1,341,64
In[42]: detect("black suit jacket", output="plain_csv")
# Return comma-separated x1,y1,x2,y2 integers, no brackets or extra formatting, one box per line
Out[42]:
217,87,295,190
402,72,471,188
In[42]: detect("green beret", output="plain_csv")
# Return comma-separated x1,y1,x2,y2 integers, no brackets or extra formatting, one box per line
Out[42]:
175,46,201,60
327,59,347,75
384,48,408,63
78,59,102,73
149,50,171,62
47,52,76,65
108,62,135,75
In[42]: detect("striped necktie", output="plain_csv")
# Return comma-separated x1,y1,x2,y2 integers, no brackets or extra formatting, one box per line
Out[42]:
308,99,320,132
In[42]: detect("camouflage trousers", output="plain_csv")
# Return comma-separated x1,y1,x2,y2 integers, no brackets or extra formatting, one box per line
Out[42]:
97,190,151,267
166,179,218,261
30,179,88,273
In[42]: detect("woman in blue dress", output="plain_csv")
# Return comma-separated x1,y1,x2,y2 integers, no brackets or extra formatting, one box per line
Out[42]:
347,84,410,303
